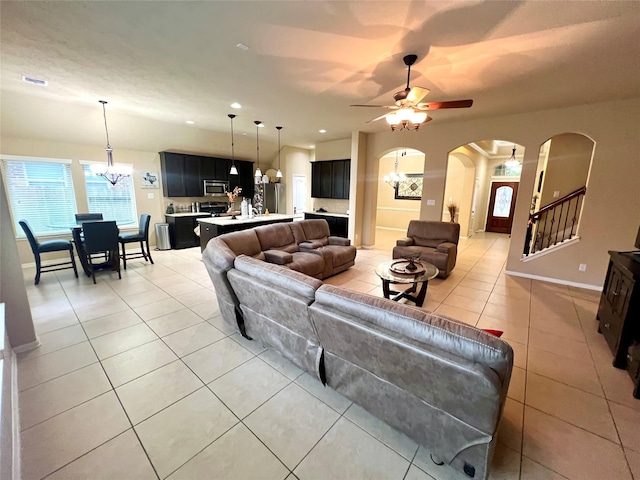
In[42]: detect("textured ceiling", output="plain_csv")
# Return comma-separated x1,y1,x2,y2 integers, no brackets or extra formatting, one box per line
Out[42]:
1,1,639,157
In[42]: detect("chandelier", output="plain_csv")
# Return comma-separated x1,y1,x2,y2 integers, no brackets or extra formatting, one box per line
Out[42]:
228,114,238,175
385,108,428,131
90,100,131,186
384,150,407,188
505,145,521,168
276,126,283,178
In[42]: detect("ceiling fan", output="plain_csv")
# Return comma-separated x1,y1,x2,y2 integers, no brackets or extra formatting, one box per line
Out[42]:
352,54,473,131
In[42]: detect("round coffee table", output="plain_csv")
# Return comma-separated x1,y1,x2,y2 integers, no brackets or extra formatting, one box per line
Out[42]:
375,259,439,307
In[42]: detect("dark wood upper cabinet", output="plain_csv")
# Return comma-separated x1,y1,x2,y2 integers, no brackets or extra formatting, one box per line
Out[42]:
311,159,350,199
160,152,252,198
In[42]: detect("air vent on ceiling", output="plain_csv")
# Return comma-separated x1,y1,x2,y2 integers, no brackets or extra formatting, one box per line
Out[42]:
22,75,48,86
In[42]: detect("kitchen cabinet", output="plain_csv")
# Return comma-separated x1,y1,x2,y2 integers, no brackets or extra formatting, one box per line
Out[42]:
160,152,252,198
229,160,255,199
304,212,348,238
310,159,350,199
165,213,211,249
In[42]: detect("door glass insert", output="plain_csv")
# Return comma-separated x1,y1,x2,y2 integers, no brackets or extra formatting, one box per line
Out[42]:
493,186,513,217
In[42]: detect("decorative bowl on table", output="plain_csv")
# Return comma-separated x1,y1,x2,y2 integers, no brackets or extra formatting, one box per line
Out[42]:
389,256,426,275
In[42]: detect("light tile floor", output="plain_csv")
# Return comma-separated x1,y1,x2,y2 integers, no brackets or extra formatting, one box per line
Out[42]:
17,230,640,479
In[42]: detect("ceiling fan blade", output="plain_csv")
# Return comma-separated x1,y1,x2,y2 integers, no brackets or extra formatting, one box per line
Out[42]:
420,99,474,110
406,86,430,105
350,104,395,108
366,113,389,123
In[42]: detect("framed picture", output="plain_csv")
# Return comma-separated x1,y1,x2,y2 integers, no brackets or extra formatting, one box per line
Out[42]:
141,172,159,189
395,173,423,200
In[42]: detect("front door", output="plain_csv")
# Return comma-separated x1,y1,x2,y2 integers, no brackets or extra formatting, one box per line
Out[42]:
486,182,519,233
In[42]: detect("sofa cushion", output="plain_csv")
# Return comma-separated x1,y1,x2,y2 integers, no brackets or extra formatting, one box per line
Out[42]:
264,249,293,265
414,237,448,248
255,223,298,253
313,284,513,383
407,221,460,245
299,219,330,246
288,252,325,278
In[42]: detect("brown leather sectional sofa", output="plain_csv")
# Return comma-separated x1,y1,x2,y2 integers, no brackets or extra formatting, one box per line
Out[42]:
203,250,513,480
202,221,513,479
202,219,356,336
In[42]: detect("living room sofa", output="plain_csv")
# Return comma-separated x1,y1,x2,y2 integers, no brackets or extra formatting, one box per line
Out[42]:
208,252,513,480
393,220,461,278
202,218,356,336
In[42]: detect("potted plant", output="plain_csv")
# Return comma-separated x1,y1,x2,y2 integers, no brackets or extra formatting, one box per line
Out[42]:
446,200,459,223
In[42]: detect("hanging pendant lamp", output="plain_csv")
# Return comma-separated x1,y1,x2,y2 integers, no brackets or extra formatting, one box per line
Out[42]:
228,114,238,175
90,100,131,186
276,126,283,178
254,120,262,178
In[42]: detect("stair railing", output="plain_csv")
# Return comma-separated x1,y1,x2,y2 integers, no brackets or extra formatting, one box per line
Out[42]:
524,186,586,256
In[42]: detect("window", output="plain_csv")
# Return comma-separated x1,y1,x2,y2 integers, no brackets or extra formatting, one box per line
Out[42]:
82,163,137,226
493,163,522,177
2,156,77,236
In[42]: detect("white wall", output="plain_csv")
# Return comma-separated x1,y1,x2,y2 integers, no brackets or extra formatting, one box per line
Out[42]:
363,98,640,287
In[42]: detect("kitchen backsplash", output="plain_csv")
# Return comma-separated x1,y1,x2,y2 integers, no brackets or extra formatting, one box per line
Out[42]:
312,198,349,214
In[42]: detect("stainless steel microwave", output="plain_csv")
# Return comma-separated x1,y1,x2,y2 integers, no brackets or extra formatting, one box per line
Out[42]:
203,180,228,196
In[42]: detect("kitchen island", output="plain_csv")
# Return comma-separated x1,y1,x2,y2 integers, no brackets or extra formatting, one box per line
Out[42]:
304,212,349,237
198,214,295,251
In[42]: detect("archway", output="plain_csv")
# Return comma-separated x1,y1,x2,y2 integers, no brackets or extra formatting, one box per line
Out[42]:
375,148,425,232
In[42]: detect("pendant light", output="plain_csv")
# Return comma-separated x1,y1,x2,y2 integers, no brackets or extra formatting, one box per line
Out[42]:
254,120,262,178
90,100,131,185
228,114,238,175
276,126,283,178
505,144,520,168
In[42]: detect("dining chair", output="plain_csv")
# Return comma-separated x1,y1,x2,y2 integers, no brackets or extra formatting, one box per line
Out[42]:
19,220,78,285
82,221,121,284
119,214,153,269
75,213,103,223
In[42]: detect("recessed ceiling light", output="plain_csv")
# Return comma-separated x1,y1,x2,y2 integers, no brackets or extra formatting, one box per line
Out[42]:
185,120,195,125
230,103,241,109
22,75,47,86
236,43,249,51
319,129,327,134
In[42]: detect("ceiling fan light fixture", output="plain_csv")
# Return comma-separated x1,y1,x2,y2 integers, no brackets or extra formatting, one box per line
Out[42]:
410,111,428,124
386,113,400,126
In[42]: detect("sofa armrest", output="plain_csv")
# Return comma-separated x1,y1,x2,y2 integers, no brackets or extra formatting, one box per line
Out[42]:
328,236,350,246
436,242,456,254
300,240,324,250
263,249,293,265
396,237,414,247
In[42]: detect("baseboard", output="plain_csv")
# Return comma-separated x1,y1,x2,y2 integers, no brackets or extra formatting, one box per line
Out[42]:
13,338,41,353
504,270,602,291
11,354,21,480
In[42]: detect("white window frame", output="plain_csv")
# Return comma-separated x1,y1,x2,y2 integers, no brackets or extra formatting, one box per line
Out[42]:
80,160,137,227
1,154,78,237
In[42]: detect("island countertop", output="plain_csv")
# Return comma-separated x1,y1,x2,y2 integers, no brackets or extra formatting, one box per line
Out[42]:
304,211,349,218
165,212,212,218
198,213,295,226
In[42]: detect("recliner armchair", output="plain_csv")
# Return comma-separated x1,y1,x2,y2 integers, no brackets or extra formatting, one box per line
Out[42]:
393,220,460,278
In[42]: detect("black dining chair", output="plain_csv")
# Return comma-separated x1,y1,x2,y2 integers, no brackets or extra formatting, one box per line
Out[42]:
119,214,153,269
75,213,103,223
19,220,78,285
82,221,121,284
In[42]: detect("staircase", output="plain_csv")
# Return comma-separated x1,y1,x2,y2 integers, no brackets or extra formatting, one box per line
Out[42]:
523,186,586,258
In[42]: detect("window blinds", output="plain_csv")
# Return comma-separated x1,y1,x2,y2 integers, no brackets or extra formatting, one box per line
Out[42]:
82,165,137,226
3,159,77,236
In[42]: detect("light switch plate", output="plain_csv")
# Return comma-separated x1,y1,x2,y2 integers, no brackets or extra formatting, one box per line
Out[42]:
553,191,560,198
147,193,154,199
427,199,436,206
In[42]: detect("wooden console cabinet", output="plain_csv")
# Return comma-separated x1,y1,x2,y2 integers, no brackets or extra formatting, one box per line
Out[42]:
597,251,640,398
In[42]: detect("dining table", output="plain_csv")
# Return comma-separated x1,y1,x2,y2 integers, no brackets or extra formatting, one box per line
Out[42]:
71,223,120,277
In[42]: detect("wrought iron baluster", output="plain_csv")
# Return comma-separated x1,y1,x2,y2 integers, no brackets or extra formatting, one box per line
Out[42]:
542,211,549,250
547,207,556,249
555,202,564,244
562,200,570,241
571,197,580,237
